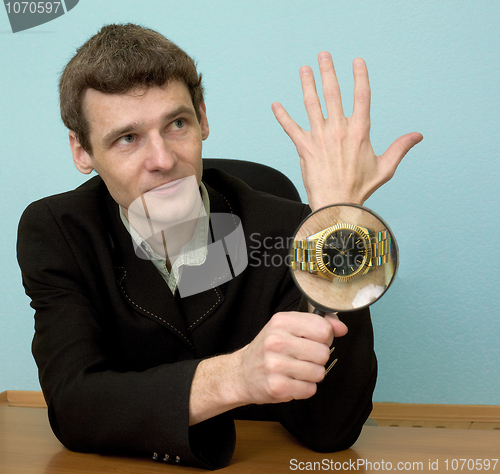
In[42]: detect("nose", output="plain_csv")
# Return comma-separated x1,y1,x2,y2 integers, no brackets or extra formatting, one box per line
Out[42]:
143,132,177,172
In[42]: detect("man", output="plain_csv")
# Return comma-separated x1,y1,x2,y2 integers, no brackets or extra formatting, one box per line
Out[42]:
17,24,422,469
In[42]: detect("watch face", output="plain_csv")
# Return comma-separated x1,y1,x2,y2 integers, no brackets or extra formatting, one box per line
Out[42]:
317,224,371,282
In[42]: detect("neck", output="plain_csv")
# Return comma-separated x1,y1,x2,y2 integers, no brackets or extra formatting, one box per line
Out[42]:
151,216,200,270
122,190,204,269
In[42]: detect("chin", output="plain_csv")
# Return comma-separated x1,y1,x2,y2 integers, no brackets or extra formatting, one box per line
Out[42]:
151,194,201,226
127,181,203,239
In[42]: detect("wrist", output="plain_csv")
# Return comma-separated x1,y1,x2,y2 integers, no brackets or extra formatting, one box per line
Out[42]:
189,350,248,425
308,193,364,211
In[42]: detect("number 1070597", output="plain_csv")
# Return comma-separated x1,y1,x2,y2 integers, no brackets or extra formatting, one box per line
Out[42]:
5,2,61,14
444,459,498,471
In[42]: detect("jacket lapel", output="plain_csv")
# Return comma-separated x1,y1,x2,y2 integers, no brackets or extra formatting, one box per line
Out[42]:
106,194,194,349
173,181,233,332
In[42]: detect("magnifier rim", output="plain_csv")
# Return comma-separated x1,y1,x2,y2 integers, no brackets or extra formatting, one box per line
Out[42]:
289,203,399,313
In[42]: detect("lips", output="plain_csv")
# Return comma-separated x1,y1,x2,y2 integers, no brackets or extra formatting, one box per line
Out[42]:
145,178,186,197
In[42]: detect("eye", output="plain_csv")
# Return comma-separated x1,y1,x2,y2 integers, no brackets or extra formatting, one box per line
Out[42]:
118,134,135,144
172,118,185,129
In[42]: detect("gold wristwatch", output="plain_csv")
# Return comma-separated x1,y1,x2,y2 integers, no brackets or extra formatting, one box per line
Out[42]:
291,223,391,282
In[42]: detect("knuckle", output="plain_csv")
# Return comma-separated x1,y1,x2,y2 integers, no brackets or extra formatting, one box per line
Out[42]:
298,382,318,400
313,365,327,383
383,168,396,181
354,90,371,103
317,321,333,344
351,124,370,142
303,95,320,109
263,354,283,374
270,312,287,328
317,345,331,366
267,375,290,400
262,333,286,353
399,143,411,158
323,89,341,102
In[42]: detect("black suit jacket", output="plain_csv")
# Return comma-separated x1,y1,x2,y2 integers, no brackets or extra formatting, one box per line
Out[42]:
17,169,377,470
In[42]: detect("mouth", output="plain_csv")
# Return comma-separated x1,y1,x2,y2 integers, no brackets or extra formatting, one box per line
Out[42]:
145,178,186,197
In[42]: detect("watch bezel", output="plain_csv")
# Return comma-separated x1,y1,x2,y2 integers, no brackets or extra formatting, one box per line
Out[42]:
315,223,372,282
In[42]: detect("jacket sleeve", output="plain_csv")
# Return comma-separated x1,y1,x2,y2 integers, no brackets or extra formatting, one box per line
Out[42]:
17,199,235,470
276,306,377,452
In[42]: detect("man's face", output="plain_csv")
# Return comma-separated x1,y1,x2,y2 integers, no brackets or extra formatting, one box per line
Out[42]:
71,81,209,223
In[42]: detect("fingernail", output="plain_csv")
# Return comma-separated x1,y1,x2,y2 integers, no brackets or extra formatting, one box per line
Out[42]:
353,58,365,67
318,52,330,61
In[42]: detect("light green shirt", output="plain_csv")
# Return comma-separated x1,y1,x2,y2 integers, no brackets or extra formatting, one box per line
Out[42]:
119,183,210,294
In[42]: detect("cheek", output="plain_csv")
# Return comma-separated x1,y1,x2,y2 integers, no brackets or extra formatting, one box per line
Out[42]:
179,142,203,180
98,167,140,209
107,185,137,210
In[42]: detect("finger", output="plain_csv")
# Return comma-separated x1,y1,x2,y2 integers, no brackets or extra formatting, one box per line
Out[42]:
286,379,318,400
325,315,348,338
271,102,304,143
286,336,332,366
380,132,424,178
275,357,327,384
268,374,318,401
317,51,344,121
271,312,333,346
291,361,326,385
352,58,371,123
289,312,334,345
299,65,325,128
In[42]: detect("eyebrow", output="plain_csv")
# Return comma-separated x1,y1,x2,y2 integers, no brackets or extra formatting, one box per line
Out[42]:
101,105,196,146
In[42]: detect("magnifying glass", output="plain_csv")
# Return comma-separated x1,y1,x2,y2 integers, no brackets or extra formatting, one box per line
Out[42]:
289,203,399,315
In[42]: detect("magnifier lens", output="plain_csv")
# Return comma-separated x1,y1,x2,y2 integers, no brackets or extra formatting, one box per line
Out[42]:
290,204,398,313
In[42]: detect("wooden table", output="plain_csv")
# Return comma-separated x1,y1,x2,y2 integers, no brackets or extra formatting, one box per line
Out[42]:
1,406,499,473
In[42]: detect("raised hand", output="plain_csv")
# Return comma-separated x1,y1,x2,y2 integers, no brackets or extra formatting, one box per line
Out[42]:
272,52,423,211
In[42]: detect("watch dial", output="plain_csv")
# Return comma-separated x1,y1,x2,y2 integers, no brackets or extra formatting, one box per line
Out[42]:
321,230,367,278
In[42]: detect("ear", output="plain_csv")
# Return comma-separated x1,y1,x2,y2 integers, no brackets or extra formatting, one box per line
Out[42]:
69,131,95,174
199,101,209,140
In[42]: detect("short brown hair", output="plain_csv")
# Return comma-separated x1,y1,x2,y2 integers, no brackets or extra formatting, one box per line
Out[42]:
59,23,204,154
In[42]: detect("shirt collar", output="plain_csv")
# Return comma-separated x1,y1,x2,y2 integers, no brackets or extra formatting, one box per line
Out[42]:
119,183,210,293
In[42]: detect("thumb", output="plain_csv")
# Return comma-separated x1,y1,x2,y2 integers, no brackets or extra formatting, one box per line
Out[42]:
324,314,348,338
381,132,423,172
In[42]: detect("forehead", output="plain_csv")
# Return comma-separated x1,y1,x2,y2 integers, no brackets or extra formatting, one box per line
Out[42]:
82,81,194,133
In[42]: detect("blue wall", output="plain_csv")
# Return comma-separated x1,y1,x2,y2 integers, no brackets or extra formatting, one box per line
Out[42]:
1,0,499,405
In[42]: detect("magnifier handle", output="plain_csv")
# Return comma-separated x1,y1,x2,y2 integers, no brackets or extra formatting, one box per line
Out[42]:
313,308,325,316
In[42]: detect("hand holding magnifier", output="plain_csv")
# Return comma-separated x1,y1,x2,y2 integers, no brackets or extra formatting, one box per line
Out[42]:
289,204,398,376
